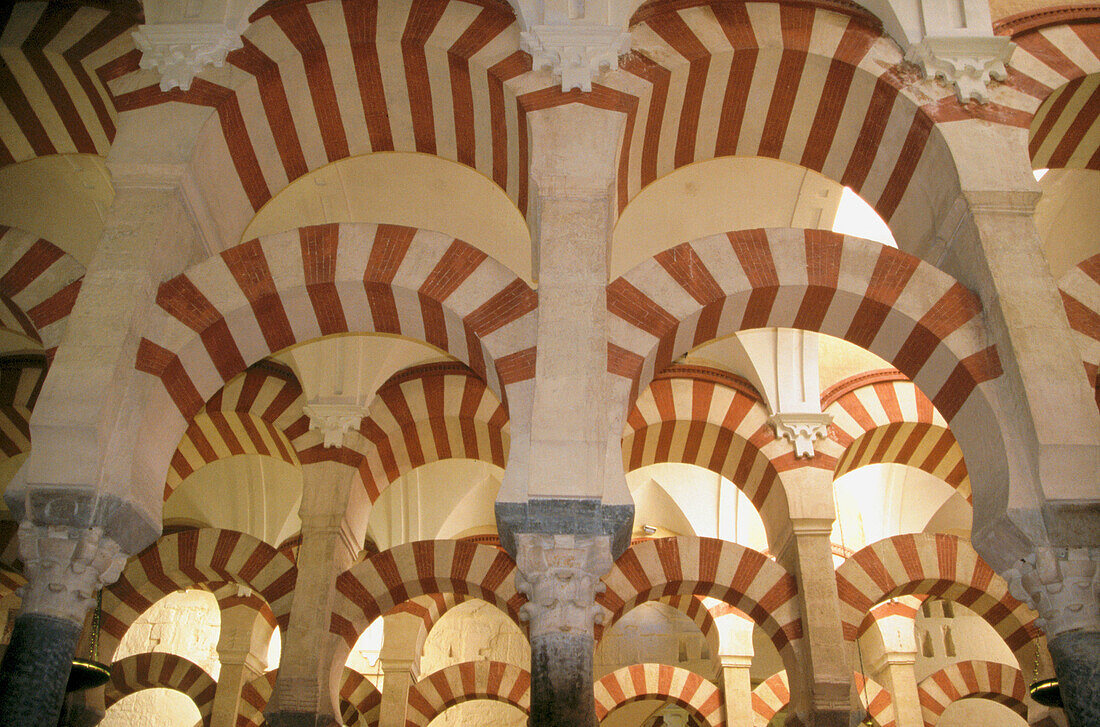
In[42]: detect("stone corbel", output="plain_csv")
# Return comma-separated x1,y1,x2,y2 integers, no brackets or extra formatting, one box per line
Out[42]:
905,36,1016,104
17,523,128,624
132,22,245,92
303,402,367,449
1006,547,1100,637
768,412,832,459
514,533,613,639
521,24,631,92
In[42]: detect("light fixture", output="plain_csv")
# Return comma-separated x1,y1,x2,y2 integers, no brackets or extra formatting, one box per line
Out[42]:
66,590,110,693
1029,678,1062,708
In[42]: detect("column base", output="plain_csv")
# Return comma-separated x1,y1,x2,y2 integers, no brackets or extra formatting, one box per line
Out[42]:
265,712,342,727
530,633,597,727
0,612,82,727
1049,630,1100,727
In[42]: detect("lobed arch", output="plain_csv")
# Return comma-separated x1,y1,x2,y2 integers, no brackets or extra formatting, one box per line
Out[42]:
824,371,970,500
607,228,1008,544
99,528,297,661
750,670,897,726
0,2,136,167
834,533,1042,669
335,362,510,504
133,223,537,516
1058,253,1100,412
104,652,217,727
598,536,803,683
612,1,986,257
916,659,1028,727
0,225,86,354
593,663,724,726
404,660,531,727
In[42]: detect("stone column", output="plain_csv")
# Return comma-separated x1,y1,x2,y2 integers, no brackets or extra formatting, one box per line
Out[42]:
211,595,274,727
266,458,360,727
871,651,921,727
719,655,753,727
515,533,613,727
377,613,423,727
774,487,851,726
0,522,126,727
1009,548,1100,727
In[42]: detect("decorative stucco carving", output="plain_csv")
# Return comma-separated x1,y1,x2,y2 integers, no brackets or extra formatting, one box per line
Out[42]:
303,402,367,449
17,523,127,625
768,412,832,459
514,533,613,638
1006,547,1100,637
905,36,1016,104
132,23,245,92
521,25,631,92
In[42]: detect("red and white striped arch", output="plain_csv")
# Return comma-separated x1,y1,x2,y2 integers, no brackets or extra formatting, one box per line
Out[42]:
237,670,278,727
105,652,216,726
1003,19,1100,170
750,670,897,727
404,660,530,727
330,539,523,652
0,354,45,463
593,663,724,726
1058,253,1100,411
916,659,1028,727
0,226,85,353
100,528,297,660
0,2,134,166
330,362,509,503
340,669,383,727
598,536,802,675
834,533,1041,665
388,591,470,639
103,0,535,239
824,371,970,500
135,223,536,499
612,1,991,254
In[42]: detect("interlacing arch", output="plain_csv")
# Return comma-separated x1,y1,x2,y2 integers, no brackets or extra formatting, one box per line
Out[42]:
598,537,802,679
834,533,1042,667
1058,253,1100,411
916,659,1028,727
104,652,216,726
100,528,297,660
750,670,897,727
823,370,971,500
134,222,537,505
0,2,137,165
329,540,523,656
337,362,510,503
165,361,305,500
608,228,1007,522
0,225,86,355
624,366,797,543
593,663,724,726
404,660,531,727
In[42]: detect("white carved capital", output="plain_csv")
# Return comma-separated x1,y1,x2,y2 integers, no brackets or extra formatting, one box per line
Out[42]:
514,533,613,638
17,522,127,625
905,36,1016,104
132,22,245,92
521,25,631,92
303,402,367,449
1006,547,1100,637
768,412,832,459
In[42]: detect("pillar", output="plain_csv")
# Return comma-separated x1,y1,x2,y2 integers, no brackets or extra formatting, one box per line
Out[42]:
0,522,126,726
1009,547,1100,727
515,533,612,727
211,595,274,727
266,459,360,727
377,613,423,727
715,611,754,727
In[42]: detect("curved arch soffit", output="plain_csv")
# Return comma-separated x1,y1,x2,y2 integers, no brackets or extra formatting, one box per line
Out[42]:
105,652,216,725
593,662,724,726
916,659,1028,727
404,660,531,727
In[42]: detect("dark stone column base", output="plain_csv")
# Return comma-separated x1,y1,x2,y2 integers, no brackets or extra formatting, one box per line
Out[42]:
530,632,596,727
0,612,82,727
265,711,341,727
1050,630,1100,727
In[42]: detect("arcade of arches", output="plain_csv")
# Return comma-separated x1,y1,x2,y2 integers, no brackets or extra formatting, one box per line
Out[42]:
0,0,1096,726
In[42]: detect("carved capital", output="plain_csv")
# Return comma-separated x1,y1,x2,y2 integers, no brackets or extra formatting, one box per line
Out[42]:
303,402,367,449
905,36,1016,104
1006,547,1100,637
768,412,832,459
17,522,127,624
521,25,631,92
132,23,245,92
514,533,613,638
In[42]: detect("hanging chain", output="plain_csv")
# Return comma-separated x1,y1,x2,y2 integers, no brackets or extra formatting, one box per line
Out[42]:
90,589,102,662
